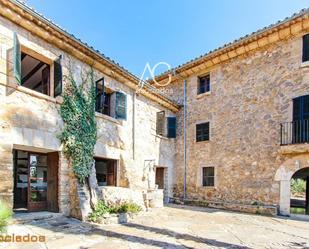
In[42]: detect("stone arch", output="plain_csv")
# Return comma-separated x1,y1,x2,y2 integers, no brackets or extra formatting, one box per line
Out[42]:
275,154,309,216
290,167,309,215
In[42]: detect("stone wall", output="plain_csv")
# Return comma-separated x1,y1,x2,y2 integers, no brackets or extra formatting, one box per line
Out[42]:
0,15,176,215
163,31,309,209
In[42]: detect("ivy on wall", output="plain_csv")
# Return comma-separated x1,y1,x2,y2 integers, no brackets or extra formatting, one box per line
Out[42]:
59,68,97,183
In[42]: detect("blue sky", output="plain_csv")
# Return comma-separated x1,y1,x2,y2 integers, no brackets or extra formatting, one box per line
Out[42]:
26,0,308,77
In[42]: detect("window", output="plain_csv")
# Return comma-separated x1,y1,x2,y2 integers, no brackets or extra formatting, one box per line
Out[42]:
196,122,209,142
292,95,309,143
13,33,62,97
20,52,51,95
167,116,176,138
202,167,215,187
95,158,117,186
115,91,127,120
303,34,309,62
96,78,111,116
156,111,165,136
197,74,210,94
95,78,127,120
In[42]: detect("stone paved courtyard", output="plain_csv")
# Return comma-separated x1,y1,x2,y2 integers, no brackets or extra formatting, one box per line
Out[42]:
2,204,309,249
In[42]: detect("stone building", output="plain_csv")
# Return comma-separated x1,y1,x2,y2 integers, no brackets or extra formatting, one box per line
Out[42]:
0,0,309,219
0,0,179,219
155,8,309,216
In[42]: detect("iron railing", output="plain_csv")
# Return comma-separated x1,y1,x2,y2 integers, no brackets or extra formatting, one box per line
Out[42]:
280,120,309,145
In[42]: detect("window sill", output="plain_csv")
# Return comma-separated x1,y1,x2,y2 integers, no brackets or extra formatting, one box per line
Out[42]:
301,61,309,68
3,82,62,104
95,112,122,125
196,140,210,144
201,186,216,189
196,91,211,99
154,134,169,140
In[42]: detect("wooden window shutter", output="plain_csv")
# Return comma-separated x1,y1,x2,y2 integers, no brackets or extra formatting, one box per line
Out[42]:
303,34,309,62
167,116,176,138
13,32,21,85
156,111,165,136
115,91,127,120
95,78,105,113
53,56,62,97
107,161,116,186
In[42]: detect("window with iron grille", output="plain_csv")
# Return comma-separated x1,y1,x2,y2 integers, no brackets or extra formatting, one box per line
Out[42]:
197,74,210,94
202,167,214,187
196,122,209,142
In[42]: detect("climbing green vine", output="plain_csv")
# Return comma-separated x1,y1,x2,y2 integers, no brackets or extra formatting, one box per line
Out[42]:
59,68,97,183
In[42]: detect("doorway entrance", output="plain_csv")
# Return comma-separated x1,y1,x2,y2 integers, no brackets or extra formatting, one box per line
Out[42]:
290,167,309,215
155,167,165,190
13,150,59,212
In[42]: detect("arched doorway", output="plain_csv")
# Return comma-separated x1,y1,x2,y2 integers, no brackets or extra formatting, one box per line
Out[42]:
290,167,309,215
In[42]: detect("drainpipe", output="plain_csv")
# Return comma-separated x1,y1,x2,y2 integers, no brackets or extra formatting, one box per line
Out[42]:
132,92,136,160
183,79,187,202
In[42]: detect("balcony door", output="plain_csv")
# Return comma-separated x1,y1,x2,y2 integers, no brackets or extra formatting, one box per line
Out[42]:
293,95,309,143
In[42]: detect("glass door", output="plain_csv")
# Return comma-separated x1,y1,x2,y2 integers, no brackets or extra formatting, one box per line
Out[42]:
28,153,48,211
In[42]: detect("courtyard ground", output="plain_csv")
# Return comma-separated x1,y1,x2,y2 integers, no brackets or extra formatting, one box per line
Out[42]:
1,204,309,249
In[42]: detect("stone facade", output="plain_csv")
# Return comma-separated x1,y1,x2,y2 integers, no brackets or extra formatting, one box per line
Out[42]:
0,3,176,219
161,16,309,215
0,1,309,218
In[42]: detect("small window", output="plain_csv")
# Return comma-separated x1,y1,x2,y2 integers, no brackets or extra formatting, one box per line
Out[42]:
303,34,309,62
202,167,215,187
198,74,210,95
196,122,209,142
156,111,165,136
167,116,176,138
95,158,117,186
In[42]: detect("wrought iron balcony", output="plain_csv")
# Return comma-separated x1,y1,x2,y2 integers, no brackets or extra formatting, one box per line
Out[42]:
280,120,309,145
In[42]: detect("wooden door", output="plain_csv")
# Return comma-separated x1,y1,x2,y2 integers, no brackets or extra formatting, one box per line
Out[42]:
155,168,165,189
27,153,48,212
47,152,59,212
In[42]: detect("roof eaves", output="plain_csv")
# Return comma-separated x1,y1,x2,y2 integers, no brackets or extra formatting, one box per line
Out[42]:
155,8,309,81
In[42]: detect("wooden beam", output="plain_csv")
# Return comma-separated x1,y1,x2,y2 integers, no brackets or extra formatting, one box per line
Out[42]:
21,61,45,83
21,53,26,62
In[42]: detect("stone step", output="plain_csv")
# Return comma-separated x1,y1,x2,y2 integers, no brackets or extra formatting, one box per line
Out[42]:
12,211,64,224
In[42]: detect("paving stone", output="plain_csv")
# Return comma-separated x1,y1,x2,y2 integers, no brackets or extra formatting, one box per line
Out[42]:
2,204,309,249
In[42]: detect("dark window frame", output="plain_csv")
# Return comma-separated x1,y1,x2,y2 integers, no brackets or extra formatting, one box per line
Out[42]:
167,116,177,138
302,34,309,63
94,157,117,187
202,167,215,187
197,74,210,95
95,78,112,116
196,122,210,142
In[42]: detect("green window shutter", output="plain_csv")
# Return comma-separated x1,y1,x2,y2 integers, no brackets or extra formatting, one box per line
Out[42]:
167,116,176,138
115,91,127,120
13,32,21,85
53,56,62,97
